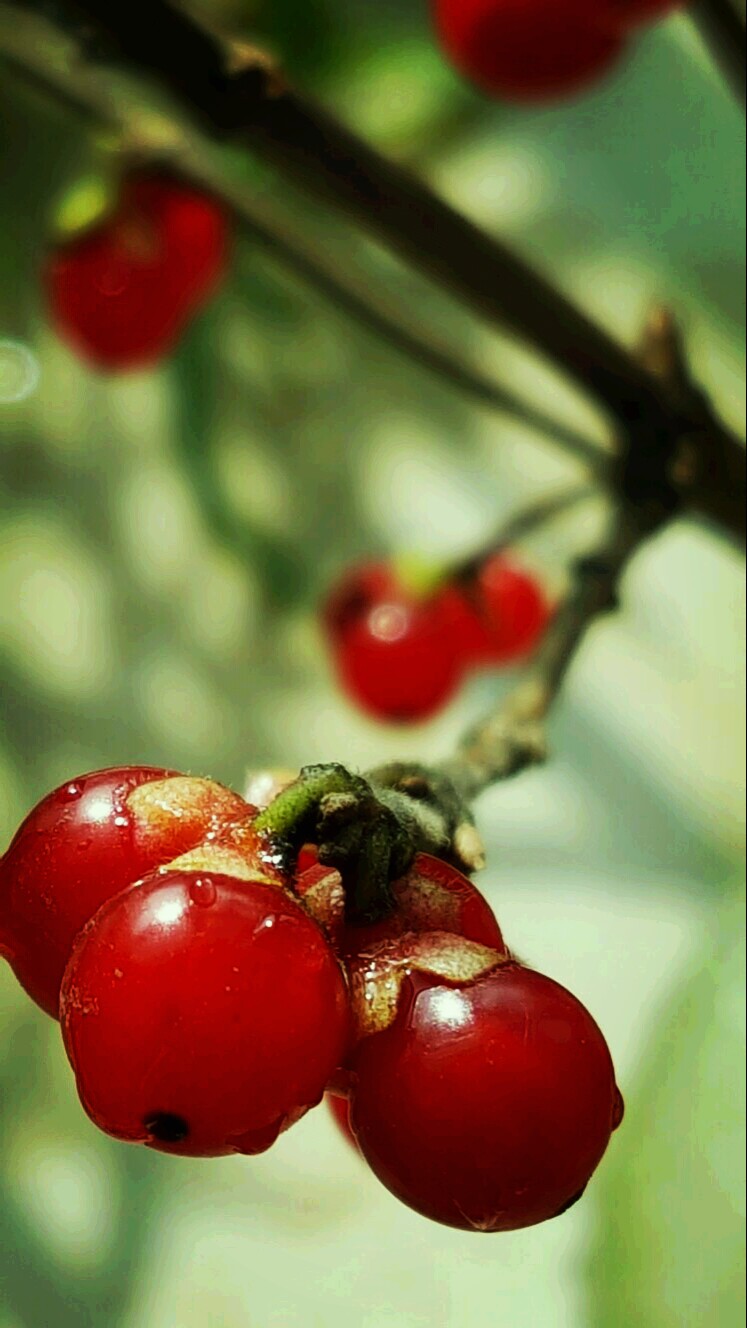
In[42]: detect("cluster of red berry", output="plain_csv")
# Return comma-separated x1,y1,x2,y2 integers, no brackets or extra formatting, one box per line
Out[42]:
323,553,550,723
432,0,683,101
44,172,229,370
0,765,622,1232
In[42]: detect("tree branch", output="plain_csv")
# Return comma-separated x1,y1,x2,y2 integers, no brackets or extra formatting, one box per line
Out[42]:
692,0,746,106
6,0,743,540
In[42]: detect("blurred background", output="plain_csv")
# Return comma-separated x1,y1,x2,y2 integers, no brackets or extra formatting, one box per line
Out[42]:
0,2,745,1326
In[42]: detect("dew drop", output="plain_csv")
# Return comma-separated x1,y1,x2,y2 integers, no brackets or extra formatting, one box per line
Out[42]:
113,815,128,829
62,782,83,802
189,876,217,909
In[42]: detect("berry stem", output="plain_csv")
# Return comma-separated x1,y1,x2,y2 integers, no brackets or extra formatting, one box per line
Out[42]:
451,486,596,586
442,307,698,797
253,764,481,925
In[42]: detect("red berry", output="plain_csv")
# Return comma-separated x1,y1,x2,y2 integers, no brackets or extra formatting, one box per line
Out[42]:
348,942,622,1231
432,0,625,103
60,870,350,1157
323,563,464,724
326,1093,360,1152
45,173,228,369
446,554,551,668
340,852,504,957
0,767,258,1017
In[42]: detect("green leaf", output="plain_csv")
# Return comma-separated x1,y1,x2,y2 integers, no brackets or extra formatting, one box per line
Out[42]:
587,885,746,1328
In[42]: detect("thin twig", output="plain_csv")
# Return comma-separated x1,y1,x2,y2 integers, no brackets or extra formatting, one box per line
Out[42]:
7,0,743,540
452,486,596,583
442,503,648,797
692,0,746,106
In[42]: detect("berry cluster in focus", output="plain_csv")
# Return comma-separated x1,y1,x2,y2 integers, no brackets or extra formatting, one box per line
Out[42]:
323,553,551,723
0,765,623,1231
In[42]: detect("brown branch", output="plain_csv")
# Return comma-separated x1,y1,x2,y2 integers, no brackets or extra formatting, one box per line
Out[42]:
692,0,746,106
8,0,743,541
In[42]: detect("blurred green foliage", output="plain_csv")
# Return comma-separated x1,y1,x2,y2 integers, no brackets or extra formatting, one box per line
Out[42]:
1,2,745,1326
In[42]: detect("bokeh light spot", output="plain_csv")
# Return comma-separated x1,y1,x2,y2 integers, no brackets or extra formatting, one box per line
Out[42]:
0,339,40,404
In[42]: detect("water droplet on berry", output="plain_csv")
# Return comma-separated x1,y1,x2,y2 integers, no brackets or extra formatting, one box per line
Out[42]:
189,876,217,909
62,782,83,801
113,815,128,829
612,1087,625,1130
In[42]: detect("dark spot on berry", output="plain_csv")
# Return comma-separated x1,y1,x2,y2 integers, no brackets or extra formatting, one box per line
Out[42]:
144,1112,189,1143
553,1185,587,1218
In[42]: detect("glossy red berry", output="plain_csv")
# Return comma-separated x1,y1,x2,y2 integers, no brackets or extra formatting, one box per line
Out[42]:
45,173,228,369
0,767,257,1017
323,563,464,724
446,554,551,668
432,0,625,102
348,941,622,1231
61,870,350,1157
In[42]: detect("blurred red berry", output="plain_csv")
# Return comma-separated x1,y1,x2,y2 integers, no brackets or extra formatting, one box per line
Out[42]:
61,869,350,1157
0,767,258,1017
446,554,551,667
45,173,229,369
324,563,464,724
432,0,625,102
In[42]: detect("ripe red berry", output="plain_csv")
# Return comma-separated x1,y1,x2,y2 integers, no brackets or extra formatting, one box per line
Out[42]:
323,563,464,724
0,767,258,1017
347,937,622,1231
446,554,551,668
45,173,228,369
61,870,350,1157
432,0,625,102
